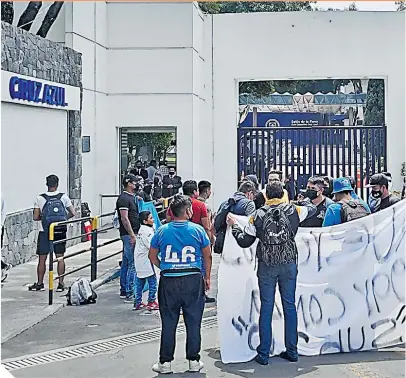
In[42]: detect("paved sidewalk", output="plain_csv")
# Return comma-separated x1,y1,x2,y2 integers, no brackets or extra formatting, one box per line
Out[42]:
7,326,406,378
1,235,122,343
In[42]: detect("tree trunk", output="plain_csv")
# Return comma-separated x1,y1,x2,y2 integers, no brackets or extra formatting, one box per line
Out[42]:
1,2,14,24
36,1,63,38
17,2,42,31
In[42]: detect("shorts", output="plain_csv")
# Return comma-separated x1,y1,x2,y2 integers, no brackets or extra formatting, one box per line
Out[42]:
37,229,67,256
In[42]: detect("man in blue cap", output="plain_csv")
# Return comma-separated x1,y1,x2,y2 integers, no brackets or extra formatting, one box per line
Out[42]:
323,177,370,227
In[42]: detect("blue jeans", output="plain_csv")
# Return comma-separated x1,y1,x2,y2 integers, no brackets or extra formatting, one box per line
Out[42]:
120,235,135,297
134,275,158,304
256,261,298,361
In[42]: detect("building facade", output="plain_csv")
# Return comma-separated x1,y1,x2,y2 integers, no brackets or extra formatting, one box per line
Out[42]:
1,2,405,264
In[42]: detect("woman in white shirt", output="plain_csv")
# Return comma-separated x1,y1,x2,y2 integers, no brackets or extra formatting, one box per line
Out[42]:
133,211,159,311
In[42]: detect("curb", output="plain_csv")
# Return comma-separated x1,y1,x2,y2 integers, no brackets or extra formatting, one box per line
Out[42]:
91,267,120,290
1,304,64,344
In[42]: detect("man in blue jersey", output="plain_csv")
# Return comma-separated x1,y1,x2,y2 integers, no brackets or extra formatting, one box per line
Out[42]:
149,195,212,374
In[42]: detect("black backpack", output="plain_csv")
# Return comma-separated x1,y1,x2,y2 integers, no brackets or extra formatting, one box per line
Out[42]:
213,198,236,254
339,199,369,223
261,204,294,249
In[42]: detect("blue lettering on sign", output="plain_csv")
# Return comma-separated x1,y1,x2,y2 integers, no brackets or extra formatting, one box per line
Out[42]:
9,76,68,107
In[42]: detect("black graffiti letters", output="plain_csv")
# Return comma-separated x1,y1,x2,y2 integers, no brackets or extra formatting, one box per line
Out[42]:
231,316,259,351
324,288,346,326
371,305,405,349
391,258,405,302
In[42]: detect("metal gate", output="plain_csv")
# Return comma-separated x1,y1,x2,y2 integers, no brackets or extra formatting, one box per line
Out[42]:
237,125,387,199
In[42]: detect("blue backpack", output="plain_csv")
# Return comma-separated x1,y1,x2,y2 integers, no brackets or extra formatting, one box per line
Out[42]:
41,193,68,233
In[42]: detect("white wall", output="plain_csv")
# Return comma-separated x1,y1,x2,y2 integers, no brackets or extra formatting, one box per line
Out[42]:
212,11,405,207
1,103,68,214
64,1,108,215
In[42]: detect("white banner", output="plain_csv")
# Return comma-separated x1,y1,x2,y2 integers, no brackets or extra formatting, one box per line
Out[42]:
217,200,406,364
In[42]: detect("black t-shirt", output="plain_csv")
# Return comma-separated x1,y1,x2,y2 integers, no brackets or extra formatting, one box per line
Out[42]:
116,192,140,236
300,198,333,228
379,194,400,211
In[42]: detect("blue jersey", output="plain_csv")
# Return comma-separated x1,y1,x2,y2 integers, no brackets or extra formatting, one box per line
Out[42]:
151,221,210,277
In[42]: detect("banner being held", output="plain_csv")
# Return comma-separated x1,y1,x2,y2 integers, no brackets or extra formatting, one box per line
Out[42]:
217,200,405,363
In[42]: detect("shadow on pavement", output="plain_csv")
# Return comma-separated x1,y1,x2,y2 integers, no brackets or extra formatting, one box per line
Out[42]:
206,346,405,378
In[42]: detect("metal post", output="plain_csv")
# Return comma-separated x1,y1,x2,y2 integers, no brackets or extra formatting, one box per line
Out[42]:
48,223,56,305
90,216,99,281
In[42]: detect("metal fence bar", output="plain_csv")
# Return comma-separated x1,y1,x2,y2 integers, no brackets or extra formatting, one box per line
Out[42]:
90,216,98,282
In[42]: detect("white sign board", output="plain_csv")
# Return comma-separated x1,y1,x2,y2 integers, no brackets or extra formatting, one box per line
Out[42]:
218,200,405,363
1,70,80,111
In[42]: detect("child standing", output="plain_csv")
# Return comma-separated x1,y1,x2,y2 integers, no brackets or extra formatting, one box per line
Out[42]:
133,211,159,311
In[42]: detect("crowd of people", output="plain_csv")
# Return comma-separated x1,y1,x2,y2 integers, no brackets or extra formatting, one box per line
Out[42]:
114,166,402,372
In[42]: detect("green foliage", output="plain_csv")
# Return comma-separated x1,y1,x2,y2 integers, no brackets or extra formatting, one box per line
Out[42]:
198,1,313,14
127,133,173,161
364,80,385,126
396,1,406,11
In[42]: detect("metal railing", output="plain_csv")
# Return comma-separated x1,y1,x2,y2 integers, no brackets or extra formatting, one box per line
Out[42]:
47,196,175,305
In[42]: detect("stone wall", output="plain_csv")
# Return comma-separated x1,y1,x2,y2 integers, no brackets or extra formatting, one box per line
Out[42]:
1,22,83,265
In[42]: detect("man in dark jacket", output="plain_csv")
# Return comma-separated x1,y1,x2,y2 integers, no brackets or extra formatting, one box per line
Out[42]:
226,182,316,366
130,160,148,180
212,181,256,254
162,167,182,198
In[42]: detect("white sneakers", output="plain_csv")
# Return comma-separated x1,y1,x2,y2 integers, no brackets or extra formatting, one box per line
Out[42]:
152,362,172,374
151,360,204,374
188,360,204,372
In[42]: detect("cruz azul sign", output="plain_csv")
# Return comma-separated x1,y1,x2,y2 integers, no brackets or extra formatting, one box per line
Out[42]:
9,76,68,107
1,70,80,111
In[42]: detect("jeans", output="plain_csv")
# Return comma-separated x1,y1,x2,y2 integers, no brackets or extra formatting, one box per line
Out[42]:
158,274,205,363
256,261,298,361
120,235,135,297
134,275,157,304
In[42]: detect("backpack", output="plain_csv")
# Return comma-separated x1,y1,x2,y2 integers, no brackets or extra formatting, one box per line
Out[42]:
66,277,97,306
339,199,369,223
40,193,68,233
261,204,294,251
213,198,236,254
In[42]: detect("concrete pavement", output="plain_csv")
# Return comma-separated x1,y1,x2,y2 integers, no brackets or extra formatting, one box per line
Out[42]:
1,233,122,344
4,325,405,378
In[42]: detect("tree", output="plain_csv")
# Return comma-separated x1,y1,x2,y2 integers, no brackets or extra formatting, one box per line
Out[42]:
396,1,406,11
17,1,42,32
36,2,64,38
127,133,174,162
364,80,385,126
199,1,313,14
1,2,14,24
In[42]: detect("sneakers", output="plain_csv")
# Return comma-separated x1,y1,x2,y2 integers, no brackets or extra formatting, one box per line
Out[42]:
279,351,298,362
56,283,66,292
147,301,159,311
254,354,269,366
124,295,134,303
132,303,147,311
28,282,45,291
205,295,216,304
152,362,172,374
119,291,126,299
188,360,204,372
1,263,12,282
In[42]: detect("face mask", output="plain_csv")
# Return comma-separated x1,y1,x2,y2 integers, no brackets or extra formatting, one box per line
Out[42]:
371,189,383,199
169,172,175,176
305,189,319,201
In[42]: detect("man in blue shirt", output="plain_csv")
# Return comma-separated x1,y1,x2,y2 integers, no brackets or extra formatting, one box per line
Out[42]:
323,177,370,227
149,195,212,374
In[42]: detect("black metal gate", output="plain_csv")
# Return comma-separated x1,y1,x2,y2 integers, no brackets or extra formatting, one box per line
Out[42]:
237,125,387,199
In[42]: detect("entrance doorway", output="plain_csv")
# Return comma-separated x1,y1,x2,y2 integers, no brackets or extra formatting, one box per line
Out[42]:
119,127,177,186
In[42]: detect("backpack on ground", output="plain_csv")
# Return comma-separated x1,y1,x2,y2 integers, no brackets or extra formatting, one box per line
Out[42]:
339,199,369,223
41,193,68,233
213,198,235,254
261,204,294,251
66,277,97,306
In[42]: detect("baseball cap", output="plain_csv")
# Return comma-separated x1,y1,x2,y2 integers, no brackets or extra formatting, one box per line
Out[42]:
122,174,137,186
331,177,353,194
366,173,389,188
241,174,259,188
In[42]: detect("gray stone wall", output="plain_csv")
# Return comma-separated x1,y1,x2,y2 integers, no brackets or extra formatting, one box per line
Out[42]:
1,22,83,265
